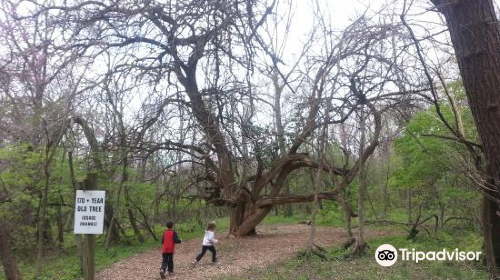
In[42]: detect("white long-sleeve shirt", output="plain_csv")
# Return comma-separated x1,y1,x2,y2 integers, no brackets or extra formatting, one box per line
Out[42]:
202,230,218,246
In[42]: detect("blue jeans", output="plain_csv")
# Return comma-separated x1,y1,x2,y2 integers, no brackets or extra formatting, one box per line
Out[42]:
161,253,174,272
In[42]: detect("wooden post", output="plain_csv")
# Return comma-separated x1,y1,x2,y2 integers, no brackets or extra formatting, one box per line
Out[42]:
80,173,97,280
82,235,95,280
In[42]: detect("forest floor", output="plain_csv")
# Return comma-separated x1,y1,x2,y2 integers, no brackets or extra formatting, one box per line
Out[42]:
95,224,391,280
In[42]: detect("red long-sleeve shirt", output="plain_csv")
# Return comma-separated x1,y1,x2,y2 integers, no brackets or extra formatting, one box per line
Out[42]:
161,229,181,253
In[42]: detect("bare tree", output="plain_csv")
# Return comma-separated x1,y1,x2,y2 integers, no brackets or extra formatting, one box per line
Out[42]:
13,0,414,239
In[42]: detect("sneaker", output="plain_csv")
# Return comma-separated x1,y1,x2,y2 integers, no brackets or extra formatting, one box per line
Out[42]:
160,269,166,279
191,259,198,265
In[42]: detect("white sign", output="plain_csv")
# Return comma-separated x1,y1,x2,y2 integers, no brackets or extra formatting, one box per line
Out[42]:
74,190,106,234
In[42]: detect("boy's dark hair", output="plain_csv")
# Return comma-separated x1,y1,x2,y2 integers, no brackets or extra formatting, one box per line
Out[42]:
166,221,174,229
206,221,216,231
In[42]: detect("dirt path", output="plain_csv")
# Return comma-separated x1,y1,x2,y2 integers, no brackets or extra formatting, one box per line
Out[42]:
96,225,391,280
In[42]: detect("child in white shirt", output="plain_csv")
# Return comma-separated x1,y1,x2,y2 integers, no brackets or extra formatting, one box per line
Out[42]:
193,221,218,264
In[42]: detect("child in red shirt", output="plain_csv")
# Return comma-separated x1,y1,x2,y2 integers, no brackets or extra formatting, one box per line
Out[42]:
160,221,182,278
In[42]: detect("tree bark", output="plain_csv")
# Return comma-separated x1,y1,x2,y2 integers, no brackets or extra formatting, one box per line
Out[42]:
232,206,272,236
68,151,85,275
482,180,500,274
0,218,21,280
122,155,144,244
306,194,320,254
407,188,412,223
383,147,390,217
429,0,500,275
35,148,52,279
55,190,65,250
353,109,367,256
125,190,144,243
339,192,354,238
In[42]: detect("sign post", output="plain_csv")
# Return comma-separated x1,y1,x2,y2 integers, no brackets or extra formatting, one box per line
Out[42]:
74,174,105,280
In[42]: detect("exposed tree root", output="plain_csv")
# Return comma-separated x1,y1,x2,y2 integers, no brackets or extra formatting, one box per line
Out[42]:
348,242,368,257
407,214,438,241
300,243,329,260
342,237,356,250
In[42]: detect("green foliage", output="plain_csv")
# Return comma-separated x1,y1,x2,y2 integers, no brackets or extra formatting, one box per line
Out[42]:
315,201,347,227
392,95,477,189
0,143,89,254
389,94,481,222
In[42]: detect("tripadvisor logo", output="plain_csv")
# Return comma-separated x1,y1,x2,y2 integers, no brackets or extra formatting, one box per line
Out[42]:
375,244,482,267
375,244,398,266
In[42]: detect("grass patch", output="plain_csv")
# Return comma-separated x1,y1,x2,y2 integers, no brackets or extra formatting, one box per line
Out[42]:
262,210,345,228
262,214,305,225
219,229,488,280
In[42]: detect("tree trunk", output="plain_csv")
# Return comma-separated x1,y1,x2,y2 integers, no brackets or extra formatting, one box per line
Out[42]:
0,218,21,280
232,205,272,237
430,0,500,275
284,185,293,217
338,191,353,238
272,67,292,217
134,154,158,241
306,194,319,254
55,194,64,249
482,186,500,274
229,204,244,235
35,149,51,279
353,110,367,256
407,188,412,223
306,196,319,254
126,195,145,243
68,151,84,275
104,204,121,249
123,157,144,244
383,154,390,217
439,204,445,229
